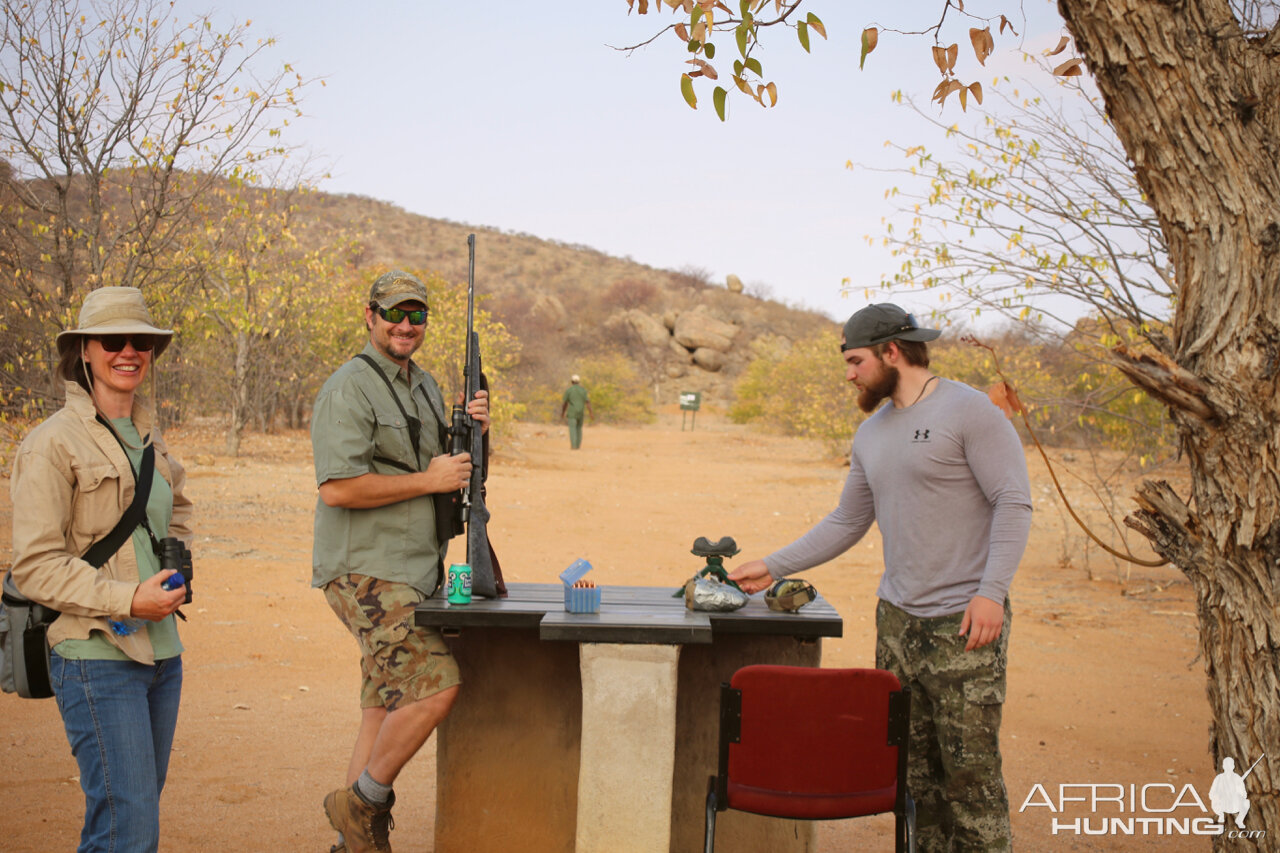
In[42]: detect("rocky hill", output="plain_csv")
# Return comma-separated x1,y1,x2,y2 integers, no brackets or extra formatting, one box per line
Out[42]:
298,191,838,409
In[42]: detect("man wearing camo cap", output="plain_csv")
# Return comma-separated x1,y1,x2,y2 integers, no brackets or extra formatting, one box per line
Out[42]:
731,302,1032,852
310,270,489,852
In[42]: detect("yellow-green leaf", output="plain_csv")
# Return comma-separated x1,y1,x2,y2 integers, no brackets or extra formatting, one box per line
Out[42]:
797,21,810,53
713,86,727,121
806,13,826,40
681,73,697,109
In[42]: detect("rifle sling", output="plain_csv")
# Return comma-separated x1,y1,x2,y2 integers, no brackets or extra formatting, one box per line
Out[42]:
354,354,427,472
352,354,459,590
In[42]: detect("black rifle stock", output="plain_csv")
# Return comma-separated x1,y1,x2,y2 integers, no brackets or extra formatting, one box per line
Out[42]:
448,234,506,598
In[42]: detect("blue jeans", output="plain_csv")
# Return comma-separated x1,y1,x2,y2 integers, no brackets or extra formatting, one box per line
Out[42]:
50,651,183,853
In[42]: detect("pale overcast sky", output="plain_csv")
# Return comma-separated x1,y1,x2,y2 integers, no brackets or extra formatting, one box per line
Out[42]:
182,1,1071,321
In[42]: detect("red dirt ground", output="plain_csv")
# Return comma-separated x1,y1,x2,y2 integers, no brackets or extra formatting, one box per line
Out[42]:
1,413,1210,851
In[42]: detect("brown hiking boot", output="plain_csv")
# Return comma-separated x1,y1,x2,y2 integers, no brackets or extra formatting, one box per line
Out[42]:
324,785,395,853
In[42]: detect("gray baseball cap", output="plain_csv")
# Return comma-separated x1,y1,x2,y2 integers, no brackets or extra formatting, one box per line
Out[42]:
368,270,429,310
841,303,940,351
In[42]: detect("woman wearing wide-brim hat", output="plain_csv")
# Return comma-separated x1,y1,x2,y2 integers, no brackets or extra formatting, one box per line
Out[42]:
9,286,193,852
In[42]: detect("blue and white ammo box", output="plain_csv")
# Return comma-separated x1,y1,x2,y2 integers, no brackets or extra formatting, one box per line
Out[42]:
560,558,601,613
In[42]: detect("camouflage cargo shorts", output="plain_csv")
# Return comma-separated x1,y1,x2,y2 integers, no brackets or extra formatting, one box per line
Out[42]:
324,574,461,711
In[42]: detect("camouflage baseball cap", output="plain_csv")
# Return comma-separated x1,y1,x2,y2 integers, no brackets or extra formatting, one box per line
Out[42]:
841,303,940,352
368,270,429,310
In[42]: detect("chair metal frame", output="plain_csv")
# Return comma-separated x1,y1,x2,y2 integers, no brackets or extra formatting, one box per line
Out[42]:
704,665,916,853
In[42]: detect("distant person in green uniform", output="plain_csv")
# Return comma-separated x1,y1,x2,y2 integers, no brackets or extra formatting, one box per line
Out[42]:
560,374,593,449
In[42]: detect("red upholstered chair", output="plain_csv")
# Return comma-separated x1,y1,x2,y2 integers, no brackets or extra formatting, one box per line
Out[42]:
704,665,915,853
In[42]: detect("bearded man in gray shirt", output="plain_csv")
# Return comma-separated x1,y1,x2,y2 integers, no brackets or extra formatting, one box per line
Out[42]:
730,303,1032,853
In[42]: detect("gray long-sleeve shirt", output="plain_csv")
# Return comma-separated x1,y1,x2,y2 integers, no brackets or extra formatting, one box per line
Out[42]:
766,378,1032,618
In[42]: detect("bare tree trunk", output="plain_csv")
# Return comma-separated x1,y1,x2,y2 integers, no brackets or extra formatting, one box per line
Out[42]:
1060,1,1280,846
225,331,250,457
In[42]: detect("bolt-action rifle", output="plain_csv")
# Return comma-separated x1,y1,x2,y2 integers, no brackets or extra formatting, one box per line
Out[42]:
445,234,507,598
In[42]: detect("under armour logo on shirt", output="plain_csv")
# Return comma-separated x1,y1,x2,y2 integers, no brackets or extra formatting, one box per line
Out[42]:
913,429,931,442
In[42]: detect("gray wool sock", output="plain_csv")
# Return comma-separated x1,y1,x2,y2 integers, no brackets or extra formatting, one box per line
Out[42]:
355,769,392,806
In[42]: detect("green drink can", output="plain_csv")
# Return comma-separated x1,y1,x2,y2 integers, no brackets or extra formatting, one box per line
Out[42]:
447,563,472,605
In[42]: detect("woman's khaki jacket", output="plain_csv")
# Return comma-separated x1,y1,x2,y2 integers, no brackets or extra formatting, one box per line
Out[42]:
9,382,193,664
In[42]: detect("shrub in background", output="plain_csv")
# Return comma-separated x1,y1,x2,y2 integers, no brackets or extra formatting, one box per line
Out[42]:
731,331,859,454
524,354,655,425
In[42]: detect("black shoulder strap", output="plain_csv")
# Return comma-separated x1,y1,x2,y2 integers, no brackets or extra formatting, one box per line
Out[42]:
83,416,156,569
354,353,421,471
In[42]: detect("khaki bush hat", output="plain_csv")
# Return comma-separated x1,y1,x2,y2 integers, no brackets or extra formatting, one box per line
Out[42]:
56,287,173,358
840,303,940,352
369,270,429,310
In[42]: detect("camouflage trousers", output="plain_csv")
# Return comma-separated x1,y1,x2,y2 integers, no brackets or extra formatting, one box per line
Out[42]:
324,574,461,711
876,598,1012,853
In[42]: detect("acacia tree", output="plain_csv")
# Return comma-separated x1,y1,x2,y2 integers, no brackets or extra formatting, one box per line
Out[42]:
872,71,1173,348
872,72,1181,462
629,1,1279,845
0,0,311,411
183,178,360,455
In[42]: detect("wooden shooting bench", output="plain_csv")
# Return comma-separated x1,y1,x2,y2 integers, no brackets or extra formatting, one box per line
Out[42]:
415,582,842,853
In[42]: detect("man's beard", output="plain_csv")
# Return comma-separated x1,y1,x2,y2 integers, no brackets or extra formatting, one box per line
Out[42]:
857,363,899,413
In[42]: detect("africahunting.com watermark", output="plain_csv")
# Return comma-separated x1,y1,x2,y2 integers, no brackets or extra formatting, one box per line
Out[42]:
1019,754,1267,841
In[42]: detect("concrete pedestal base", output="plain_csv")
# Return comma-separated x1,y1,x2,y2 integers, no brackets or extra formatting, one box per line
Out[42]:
576,644,681,853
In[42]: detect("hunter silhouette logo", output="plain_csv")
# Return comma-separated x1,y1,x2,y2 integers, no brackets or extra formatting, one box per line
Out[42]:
913,429,931,442
1209,755,1263,831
